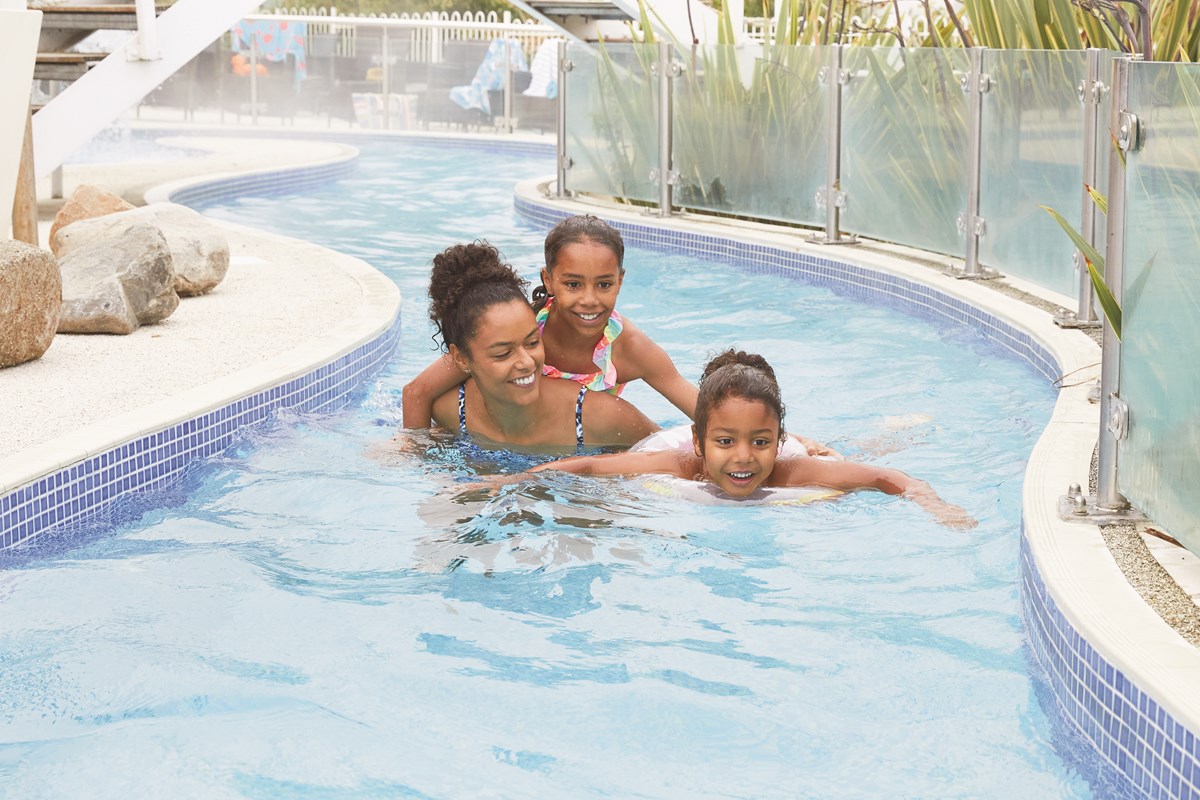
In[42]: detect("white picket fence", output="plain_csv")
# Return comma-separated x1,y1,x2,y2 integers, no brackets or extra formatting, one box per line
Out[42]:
264,7,556,62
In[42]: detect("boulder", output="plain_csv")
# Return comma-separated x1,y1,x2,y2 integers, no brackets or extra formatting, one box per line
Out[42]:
57,221,178,335
53,203,230,296
0,241,61,367
48,184,135,252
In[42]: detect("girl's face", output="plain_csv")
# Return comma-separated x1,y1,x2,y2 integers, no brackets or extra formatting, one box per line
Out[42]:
541,239,623,338
450,299,544,408
691,397,782,497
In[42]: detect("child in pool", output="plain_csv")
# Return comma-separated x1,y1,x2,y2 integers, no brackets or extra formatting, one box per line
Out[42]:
422,241,658,449
403,214,698,424
403,215,837,457
528,350,977,529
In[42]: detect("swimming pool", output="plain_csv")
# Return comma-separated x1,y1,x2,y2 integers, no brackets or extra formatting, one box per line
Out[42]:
0,140,1120,796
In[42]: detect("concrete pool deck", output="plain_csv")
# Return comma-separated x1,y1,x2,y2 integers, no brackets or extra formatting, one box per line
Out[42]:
0,136,400,500
3,127,1200,795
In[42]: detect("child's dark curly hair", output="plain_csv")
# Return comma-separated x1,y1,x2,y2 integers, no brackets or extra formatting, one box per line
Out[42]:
693,349,786,451
428,241,530,352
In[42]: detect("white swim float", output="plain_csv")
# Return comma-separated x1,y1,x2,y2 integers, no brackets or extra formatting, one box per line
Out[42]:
630,425,841,506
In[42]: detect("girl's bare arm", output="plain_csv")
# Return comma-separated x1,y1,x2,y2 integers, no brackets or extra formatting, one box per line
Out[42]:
531,448,685,477
402,354,465,428
775,458,976,529
617,322,698,419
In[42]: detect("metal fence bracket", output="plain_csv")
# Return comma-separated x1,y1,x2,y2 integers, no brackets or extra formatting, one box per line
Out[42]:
1058,482,1147,524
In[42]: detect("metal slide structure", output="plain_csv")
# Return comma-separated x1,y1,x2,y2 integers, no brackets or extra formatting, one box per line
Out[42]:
31,0,268,179
504,0,733,45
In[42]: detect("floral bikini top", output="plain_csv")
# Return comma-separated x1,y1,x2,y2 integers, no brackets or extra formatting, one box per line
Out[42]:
535,298,627,395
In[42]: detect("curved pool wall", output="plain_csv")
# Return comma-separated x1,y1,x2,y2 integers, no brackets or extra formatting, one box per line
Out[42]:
2,130,1198,797
0,144,401,552
513,179,1200,799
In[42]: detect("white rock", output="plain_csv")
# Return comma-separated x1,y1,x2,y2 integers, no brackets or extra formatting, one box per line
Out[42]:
57,221,179,335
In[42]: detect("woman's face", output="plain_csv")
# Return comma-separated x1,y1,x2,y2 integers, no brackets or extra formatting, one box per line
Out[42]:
692,397,781,497
451,299,544,407
541,239,623,337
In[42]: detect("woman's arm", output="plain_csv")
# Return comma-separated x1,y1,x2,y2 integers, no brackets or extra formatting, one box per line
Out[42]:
581,391,662,448
774,458,976,529
615,322,699,419
402,354,465,428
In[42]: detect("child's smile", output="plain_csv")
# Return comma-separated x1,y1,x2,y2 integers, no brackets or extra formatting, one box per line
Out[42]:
693,397,783,498
543,240,622,337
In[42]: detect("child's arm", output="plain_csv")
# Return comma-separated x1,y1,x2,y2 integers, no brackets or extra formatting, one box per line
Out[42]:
531,449,686,477
402,354,465,428
616,323,699,418
774,458,976,529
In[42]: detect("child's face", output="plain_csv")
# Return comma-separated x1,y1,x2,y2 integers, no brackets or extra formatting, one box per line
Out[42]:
692,397,781,497
451,299,544,408
542,239,623,337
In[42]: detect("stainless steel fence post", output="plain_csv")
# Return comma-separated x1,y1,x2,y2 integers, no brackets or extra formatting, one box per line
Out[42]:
957,46,989,276
250,36,259,125
1096,56,1134,512
1078,48,1103,324
503,39,514,134
807,45,856,245
555,40,572,198
1057,48,1104,328
655,41,676,217
381,27,390,131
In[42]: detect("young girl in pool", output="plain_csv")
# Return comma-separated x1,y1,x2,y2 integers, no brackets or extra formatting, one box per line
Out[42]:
422,241,659,449
528,350,977,528
403,214,698,425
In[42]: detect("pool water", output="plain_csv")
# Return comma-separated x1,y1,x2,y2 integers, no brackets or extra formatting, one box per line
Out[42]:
0,140,1119,797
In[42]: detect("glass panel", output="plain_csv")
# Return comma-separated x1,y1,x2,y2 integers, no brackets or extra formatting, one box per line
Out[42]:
841,47,969,255
978,50,1085,297
510,36,559,135
563,42,659,203
1119,62,1200,555
674,44,828,226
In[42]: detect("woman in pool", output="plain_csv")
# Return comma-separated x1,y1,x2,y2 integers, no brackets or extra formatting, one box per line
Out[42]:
403,214,697,425
422,241,659,449
528,350,977,528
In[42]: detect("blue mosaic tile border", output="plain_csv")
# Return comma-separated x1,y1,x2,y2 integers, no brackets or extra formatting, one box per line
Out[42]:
514,197,1059,383
167,153,359,207
1022,532,1200,799
0,316,401,551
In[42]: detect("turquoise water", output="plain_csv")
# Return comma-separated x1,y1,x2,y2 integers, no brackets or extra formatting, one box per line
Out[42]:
0,140,1116,797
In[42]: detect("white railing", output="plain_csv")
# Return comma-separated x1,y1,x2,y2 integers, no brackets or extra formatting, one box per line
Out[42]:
264,9,554,63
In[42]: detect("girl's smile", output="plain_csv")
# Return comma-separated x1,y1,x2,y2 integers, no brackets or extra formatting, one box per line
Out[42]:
693,397,783,497
542,240,623,336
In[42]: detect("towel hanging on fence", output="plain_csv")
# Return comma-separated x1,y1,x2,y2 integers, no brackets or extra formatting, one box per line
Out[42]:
524,38,561,99
449,38,529,116
230,20,309,90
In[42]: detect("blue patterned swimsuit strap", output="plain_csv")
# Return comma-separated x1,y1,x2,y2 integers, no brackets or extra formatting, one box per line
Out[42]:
575,386,586,451
458,382,468,435
462,381,584,450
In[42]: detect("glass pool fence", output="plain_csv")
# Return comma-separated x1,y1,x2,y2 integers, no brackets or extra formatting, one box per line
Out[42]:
557,43,1199,559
